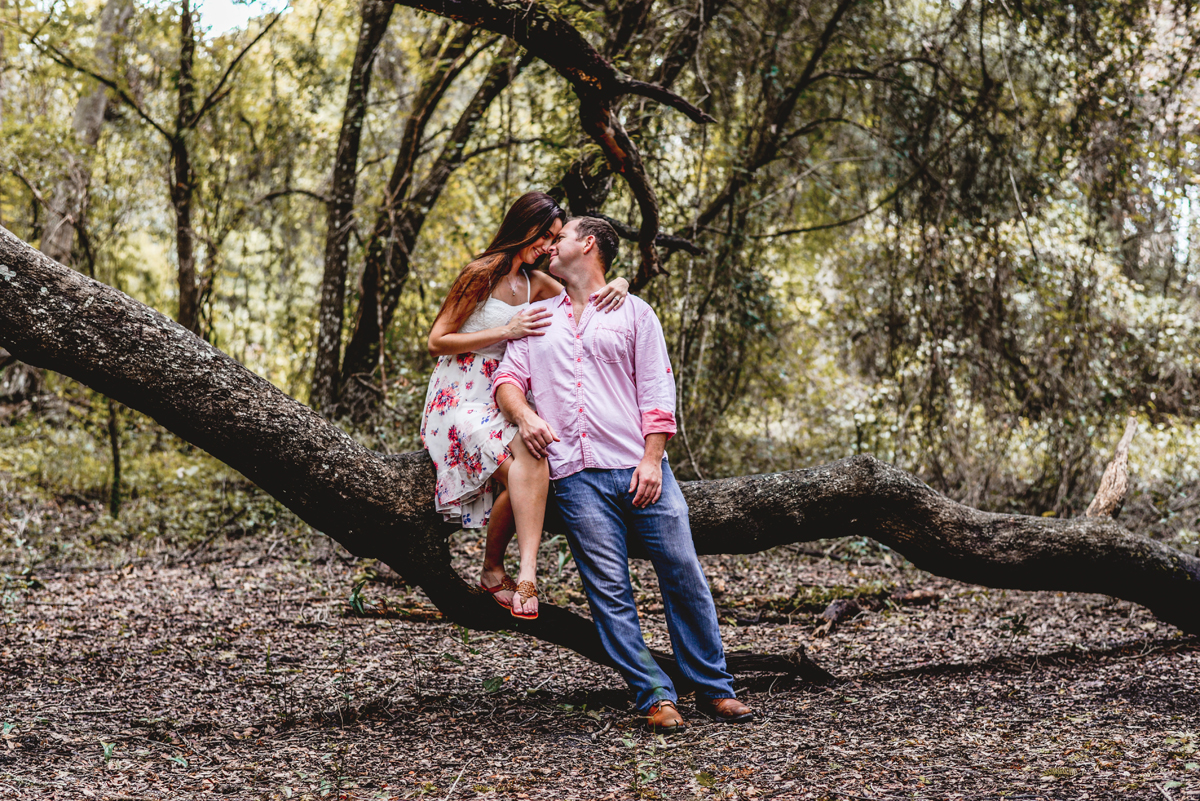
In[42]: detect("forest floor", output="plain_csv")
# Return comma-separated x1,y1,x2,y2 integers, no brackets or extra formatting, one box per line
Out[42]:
0,494,1198,801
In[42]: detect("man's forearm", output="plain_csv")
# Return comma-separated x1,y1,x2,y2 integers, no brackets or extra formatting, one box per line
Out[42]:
642,432,668,463
496,382,533,425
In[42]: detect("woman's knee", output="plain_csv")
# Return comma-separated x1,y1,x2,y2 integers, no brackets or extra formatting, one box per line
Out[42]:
512,436,549,478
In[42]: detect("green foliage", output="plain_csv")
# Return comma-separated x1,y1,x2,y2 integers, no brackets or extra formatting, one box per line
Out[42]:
3,0,1200,537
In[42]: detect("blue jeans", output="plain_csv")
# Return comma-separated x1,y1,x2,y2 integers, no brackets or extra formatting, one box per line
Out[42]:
552,461,735,713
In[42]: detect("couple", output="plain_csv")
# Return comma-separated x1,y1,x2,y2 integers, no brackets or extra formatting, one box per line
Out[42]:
420,192,753,731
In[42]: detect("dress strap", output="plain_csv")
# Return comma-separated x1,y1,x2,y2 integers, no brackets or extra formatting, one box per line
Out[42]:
524,271,532,305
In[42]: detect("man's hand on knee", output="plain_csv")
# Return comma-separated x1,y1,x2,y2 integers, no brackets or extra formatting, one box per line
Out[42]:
518,412,559,460
497,382,559,459
629,457,663,507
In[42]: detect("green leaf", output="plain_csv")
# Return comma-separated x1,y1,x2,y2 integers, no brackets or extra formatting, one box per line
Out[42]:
482,675,504,693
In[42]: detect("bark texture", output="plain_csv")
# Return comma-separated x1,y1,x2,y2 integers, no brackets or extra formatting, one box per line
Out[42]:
2,226,1199,668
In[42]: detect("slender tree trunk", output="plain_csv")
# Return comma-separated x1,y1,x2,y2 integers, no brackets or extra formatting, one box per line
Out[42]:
1,0,131,403
171,0,201,335
107,397,122,518
0,0,5,138
310,0,395,414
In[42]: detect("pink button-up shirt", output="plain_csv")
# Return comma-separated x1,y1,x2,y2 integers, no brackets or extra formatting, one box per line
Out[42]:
492,290,677,480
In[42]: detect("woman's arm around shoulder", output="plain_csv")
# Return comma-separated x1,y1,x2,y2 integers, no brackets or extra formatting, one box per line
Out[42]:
594,275,629,312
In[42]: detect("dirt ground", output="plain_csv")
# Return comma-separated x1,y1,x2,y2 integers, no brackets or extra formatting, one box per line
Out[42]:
0,505,1197,801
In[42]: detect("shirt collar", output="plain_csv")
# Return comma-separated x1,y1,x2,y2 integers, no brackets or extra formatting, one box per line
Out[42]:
554,290,600,307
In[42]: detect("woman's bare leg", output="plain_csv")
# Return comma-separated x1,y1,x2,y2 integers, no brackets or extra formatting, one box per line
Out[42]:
480,488,516,606
492,436,549,617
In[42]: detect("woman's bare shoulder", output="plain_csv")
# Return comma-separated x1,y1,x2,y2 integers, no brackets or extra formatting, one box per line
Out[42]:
529,269,564,301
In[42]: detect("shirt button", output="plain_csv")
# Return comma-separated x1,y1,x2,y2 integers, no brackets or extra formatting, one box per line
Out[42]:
577,358,581,362
578,408,583,412
581,432,587,437
577,382,581,387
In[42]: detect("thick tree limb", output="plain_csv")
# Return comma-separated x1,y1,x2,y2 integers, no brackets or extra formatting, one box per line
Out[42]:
2,227,1198,684
682,457,1200,636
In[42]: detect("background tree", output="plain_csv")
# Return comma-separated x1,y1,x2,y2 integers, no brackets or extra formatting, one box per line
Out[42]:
27,0,281,335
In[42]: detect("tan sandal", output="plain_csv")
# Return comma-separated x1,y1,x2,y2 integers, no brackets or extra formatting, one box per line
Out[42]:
479,574,518,608
511,580,538,620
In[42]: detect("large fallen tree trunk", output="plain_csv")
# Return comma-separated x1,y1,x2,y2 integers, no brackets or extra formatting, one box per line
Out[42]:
2,228,1199,677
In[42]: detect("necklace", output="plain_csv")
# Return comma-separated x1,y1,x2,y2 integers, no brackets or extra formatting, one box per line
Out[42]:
507,274,519,297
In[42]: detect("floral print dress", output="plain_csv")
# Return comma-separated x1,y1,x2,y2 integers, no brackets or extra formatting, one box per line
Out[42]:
421,277,530,529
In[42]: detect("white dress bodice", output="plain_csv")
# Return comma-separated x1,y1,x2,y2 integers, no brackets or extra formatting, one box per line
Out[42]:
459,273,530,360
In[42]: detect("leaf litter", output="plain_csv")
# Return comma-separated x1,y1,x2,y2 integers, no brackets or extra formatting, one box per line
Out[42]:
0,498,1196,800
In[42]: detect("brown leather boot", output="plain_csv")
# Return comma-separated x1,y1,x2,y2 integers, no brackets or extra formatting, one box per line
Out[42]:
645,699,686,732
696,696,754,723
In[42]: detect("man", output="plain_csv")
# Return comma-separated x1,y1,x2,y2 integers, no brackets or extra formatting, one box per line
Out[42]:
492,216,754,731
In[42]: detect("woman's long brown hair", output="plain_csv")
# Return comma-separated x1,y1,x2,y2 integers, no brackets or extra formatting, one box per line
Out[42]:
434,192,566,326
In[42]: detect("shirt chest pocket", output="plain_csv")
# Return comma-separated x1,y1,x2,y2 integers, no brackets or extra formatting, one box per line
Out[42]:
589,324,631,363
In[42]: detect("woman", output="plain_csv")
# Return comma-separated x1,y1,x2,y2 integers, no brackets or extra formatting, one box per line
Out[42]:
421,192,628,620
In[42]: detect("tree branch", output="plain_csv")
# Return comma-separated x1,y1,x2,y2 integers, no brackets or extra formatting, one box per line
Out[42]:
392,0,712,120
392,0,718,289
256,187,330,204
747,86,989,239
25,29,171,140
613,77,715,123
680,0,859,241
186,10,286,130
593,213,705,256
460,136,561,161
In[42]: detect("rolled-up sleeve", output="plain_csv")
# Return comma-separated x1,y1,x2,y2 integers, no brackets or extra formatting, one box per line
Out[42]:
492,335,531,403
632,307,677,439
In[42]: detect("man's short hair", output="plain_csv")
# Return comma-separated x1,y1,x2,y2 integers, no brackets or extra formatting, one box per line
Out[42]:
572,217,619,274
